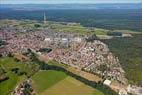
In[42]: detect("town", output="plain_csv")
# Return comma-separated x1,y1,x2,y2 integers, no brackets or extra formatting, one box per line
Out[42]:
0,19,142,95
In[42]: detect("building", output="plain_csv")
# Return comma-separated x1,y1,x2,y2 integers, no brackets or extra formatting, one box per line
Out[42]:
122,33,132,37
119,89,128,95
72,37,83,43
103,79,112,86
127,85,142,95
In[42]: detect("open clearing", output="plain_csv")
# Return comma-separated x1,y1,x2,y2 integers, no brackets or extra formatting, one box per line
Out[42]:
68,67,102,83
0,57,26,95
32,70,104,95
41,76,104,95
32,70,67,94
0,72,25,95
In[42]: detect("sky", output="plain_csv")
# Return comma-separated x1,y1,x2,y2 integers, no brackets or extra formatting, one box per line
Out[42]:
1,0,142,4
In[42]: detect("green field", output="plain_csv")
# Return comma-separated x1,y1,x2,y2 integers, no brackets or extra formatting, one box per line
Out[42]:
49,23,90,34
32,70,67,94
0,71,26,95
0,57,26,71
0,57,38,95
32,70,104,95
91,90,104,95
0,57,39,77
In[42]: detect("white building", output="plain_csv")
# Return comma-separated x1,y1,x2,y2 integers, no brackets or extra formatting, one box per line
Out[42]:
44,38,52,42
103,79,112,86
72,37,82,43
61,38,69,42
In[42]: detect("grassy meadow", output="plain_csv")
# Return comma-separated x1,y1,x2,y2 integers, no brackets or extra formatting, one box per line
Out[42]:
0,58,27,95
0,57,39,95
32,70,67,94
32,70,104,95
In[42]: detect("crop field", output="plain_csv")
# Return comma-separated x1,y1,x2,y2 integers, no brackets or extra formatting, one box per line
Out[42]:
32,70,68,94
32,70,104,95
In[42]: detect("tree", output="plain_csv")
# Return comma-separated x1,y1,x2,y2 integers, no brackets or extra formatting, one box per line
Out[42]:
86,34,98,42
34,24,41,28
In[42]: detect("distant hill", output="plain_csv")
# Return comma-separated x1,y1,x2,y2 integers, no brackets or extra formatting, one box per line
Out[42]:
1,3,142,10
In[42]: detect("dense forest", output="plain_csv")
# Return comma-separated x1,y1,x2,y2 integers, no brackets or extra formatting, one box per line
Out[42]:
0,9,142,31
101,34,142,86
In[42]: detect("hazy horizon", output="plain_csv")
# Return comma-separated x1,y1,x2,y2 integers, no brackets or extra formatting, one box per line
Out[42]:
1,0,142,4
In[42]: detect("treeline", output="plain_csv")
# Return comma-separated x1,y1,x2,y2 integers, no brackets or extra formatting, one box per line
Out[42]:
28,51,118,95
107,32,122,36
37,48,52,53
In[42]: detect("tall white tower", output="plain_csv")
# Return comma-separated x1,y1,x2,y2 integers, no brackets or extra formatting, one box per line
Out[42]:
44,12,47,24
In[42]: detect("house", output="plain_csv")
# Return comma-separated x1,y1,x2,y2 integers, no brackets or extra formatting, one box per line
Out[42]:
44,38,52,42
119,89,128,95
73,37,83,43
